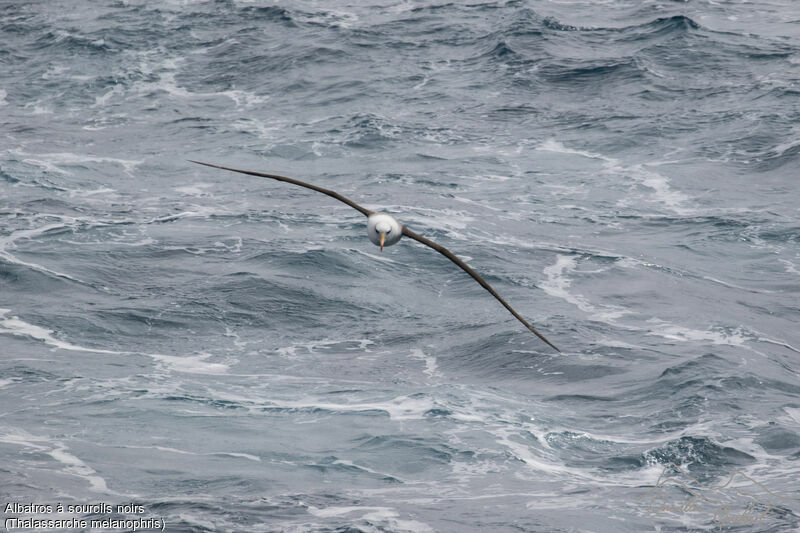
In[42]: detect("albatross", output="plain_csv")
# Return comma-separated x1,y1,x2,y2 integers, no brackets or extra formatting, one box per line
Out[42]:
190,160,560,352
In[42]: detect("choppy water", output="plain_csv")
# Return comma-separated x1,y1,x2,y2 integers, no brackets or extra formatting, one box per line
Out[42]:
2,1,800,531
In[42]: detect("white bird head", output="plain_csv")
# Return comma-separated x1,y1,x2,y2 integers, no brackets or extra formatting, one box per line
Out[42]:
367,213,403,251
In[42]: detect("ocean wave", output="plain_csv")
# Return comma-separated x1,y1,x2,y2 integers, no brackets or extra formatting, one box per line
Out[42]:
542,14,700,37
644,436,756,475
3,0,800,530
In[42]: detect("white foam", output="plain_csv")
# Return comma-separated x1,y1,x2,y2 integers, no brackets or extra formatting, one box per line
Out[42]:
447,410,485,423
0,219,79,247
755,336,800,354
352,247,402,264
591,337,644,350
123,445,260,462
646,319,747,346
0,246,84,283
150,353,229,374
784,407,800,425
492,427,580,477
41,64,69,80
702,275,777,294
229,118,283,139
0,428,50,451
268,394,434,421
0,308,230,374
21,156,70,175
628,164,689,210
0,428,112,493
0,308,119,354
540,255,759,351
541,255,630,323
82,123,110,131
306,505,387,518
221,452,260,461
291,7,360,29
220,89,270,108
306,505,434,532
452,196,504,212
779,258,800,276
331,458,398,479
412,76,429,90
409,348,440,378
25,103,53,115
537,139,691,213
214,237,242,253
538,139,610,161
93,84,124,106
144,205,233,224
139,69,190,98
174,182,214,196
224,326,248,349
0,89,7,106
275,338,375,358
473,143,523,157
11,149,142,175
68,187,117,198
49,445,110,492
768,137,800,157
615,257,639,269
276,345,297,358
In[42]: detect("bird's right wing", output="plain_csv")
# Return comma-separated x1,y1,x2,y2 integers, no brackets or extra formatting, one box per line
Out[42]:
190,161,375,217
401,226,561,352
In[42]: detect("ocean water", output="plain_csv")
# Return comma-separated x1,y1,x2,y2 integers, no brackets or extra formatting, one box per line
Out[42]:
1,0,799,531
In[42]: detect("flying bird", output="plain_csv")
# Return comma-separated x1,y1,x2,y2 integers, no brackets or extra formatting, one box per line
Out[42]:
190,160,560,352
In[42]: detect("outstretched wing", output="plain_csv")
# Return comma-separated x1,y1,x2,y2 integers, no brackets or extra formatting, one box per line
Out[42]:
191,160,559,351
189,160,374,217
402,226,561,352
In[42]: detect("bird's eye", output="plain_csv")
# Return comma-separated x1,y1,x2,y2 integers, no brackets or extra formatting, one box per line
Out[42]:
386,229,391,234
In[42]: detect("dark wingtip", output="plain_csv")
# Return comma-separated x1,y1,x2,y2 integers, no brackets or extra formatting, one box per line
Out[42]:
530,326,561,353
546,339,562,353
188,159,216,168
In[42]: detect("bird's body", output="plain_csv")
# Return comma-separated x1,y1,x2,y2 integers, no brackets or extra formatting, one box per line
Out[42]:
367,213,403,250
190,160,561,352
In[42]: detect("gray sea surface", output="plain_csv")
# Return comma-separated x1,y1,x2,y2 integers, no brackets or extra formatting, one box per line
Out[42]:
2,1,800,531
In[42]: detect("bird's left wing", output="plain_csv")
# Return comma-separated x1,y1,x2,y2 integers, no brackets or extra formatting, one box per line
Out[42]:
189,161,374,217
401,226,561,352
